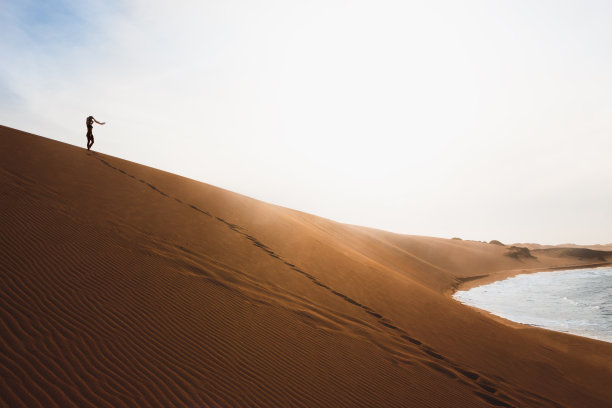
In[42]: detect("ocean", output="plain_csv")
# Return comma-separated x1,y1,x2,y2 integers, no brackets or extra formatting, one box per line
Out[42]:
453,267,612,343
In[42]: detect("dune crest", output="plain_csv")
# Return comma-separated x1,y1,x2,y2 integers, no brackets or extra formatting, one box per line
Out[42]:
1,125,611,407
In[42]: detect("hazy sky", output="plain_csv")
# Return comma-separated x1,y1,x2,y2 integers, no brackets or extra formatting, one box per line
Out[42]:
1,0,611,245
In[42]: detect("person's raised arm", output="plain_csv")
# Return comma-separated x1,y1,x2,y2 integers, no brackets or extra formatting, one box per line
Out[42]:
93,118,106,125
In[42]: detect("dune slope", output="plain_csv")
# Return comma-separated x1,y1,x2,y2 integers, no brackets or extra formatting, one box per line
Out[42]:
1,125,611,407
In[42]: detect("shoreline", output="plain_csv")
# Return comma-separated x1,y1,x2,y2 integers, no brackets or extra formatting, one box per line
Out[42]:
450,261,612,342
452,261,612,293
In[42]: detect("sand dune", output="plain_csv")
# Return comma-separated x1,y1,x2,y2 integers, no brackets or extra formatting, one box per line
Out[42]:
1,124,611,407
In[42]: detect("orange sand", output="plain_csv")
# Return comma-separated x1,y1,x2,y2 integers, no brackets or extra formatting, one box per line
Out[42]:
1,124,611,407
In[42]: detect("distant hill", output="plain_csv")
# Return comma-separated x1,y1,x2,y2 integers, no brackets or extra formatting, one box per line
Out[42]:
516,243,612,251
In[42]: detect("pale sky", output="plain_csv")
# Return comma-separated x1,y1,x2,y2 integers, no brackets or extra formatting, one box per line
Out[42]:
1,0,611,245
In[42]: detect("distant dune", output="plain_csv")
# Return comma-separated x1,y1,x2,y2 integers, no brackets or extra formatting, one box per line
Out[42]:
1,124,611,407
517,242,612,252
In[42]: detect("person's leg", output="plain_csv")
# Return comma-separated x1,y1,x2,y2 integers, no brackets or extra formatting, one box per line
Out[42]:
87,135,94,150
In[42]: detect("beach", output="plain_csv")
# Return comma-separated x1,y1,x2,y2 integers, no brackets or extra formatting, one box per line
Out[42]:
2,124,612,407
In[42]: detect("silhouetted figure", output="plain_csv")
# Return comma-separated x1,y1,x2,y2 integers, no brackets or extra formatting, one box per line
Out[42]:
86,116,105,151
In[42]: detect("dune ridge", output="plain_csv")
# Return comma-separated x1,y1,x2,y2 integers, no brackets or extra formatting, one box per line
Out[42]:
1,124,611,407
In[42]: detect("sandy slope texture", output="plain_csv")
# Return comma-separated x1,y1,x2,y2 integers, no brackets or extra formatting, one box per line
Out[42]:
1,124,611,408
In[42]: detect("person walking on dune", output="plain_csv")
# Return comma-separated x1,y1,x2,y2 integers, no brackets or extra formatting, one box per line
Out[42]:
86,115,105,151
